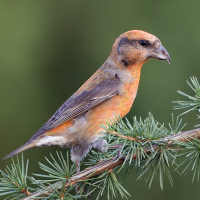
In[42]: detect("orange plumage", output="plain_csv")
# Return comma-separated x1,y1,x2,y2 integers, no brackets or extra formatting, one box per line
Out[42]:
4,30,170,167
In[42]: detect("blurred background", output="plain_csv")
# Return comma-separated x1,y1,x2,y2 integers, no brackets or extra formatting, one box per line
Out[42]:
0,0,200,199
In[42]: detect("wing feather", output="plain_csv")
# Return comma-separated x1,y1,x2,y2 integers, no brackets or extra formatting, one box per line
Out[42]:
30,71,121,140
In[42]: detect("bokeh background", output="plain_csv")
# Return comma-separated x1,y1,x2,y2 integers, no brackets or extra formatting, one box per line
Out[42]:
0,0,200,199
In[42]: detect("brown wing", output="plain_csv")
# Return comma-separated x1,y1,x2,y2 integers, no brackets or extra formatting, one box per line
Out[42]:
30,71,121,140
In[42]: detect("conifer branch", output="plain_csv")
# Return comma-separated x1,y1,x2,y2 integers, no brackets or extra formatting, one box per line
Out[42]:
22,127,200,200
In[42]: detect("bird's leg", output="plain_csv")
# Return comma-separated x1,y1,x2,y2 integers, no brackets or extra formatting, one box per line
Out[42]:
74,159,84,195
75,160,92,198
74,160,81,194
93,139,123,158
76,160,80,173
71,144,92,172
71,144,92,195
92,139,108,152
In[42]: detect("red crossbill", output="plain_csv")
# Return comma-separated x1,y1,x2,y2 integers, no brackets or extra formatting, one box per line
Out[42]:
4,30,170,167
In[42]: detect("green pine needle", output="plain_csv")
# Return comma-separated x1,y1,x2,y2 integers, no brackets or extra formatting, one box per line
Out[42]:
32,151,76,184
176,136,200,182
168,113,186,134
173,77,200,116
0,154,33,199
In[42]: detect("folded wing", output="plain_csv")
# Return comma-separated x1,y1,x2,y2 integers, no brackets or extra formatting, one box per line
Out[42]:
30,71,121,140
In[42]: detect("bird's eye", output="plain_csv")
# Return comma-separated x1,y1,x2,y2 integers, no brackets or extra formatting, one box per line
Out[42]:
139,40,148,47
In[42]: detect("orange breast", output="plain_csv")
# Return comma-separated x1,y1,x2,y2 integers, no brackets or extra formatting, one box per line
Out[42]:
86,67,141,138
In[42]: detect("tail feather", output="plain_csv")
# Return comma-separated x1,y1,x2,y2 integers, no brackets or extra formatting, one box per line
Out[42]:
3,142,36,160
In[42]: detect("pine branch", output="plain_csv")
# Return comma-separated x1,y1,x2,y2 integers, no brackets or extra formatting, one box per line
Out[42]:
21,127,200,200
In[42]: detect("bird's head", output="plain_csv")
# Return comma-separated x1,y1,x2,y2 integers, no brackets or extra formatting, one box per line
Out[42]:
111,30,170,67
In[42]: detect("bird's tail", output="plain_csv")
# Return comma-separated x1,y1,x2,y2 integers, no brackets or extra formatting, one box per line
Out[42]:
3,141,36,160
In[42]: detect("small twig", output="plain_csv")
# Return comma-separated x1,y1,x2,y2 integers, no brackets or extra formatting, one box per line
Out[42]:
22,188,31,196
22,128,200,200
107,131,137,141
107,131,147,142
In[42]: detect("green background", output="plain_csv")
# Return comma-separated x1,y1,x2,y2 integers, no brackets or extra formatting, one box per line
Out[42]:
0,0,200,199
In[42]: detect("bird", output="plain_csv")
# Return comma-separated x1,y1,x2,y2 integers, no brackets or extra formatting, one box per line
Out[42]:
4,30,170,169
